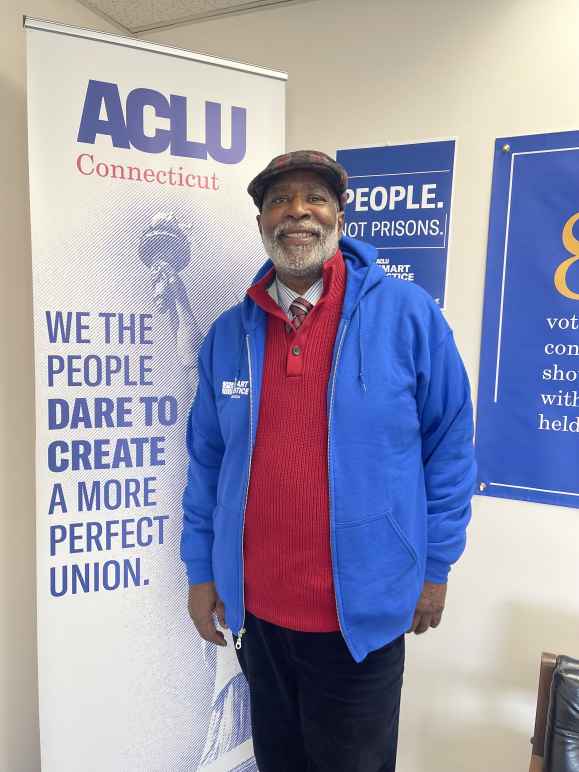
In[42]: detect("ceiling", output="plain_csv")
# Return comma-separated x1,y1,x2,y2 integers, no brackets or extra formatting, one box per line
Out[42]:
77,0,317,34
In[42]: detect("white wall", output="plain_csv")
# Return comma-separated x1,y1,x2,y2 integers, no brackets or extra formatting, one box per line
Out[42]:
3,0,579,770
141,1,579,770
0,3,117,771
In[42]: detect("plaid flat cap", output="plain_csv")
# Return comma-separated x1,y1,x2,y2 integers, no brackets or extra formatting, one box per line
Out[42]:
247,150,349,210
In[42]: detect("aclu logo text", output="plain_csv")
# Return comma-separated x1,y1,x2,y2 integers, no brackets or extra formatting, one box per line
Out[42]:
221,380,249,398
77,80,246,164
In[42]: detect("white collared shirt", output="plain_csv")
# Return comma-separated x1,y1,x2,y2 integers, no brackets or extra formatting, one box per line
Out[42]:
267,275,324,320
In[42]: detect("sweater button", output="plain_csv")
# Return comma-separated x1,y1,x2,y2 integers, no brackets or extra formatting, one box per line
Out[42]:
291,345,301,356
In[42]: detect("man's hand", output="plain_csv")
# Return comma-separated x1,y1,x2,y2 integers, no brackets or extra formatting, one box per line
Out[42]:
187,581,228,646
407,581,447,635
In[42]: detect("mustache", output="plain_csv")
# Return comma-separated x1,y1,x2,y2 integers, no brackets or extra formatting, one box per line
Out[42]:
273,221,324,240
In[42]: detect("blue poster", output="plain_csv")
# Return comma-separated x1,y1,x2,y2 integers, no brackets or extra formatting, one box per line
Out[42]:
476,131,579,509
336,140,455,307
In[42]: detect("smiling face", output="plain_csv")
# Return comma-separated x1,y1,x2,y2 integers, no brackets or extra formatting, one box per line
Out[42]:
257,170,344,289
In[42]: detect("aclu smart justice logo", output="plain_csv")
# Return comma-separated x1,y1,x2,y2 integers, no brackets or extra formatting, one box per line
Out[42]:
74,79,247,188
221,380,249,398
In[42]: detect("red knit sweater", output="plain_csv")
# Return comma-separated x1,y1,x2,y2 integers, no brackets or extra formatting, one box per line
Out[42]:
243,250,346,632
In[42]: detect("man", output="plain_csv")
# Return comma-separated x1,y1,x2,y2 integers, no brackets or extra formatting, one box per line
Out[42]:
182,150,476,772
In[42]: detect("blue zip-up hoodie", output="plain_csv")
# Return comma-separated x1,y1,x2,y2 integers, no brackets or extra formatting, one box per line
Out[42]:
182,236,476,663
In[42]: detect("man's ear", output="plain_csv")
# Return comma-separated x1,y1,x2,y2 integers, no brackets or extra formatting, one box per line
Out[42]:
256,214,262,235
337,209,345,233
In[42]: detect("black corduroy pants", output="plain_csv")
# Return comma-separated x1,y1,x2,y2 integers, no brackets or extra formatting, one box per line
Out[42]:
234,612,405,772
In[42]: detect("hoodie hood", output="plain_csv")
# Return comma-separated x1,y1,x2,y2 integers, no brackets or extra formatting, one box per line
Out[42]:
240,235,384,330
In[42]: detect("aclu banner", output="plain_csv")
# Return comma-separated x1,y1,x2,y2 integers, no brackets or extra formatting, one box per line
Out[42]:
336,140,455,307
476,131,579,509
26,19,285,771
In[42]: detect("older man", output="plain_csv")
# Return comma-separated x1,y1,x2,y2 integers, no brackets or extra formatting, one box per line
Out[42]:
182,150,476,772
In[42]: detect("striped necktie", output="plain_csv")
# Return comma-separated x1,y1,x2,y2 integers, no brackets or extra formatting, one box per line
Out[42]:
288,296,313,331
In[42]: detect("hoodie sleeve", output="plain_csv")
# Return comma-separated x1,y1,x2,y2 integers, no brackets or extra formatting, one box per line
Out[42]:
180,329,225,584
416,329,477,584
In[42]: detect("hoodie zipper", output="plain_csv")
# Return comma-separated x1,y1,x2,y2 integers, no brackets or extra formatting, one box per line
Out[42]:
236,318,351,650
236,313,356,653
327,318,351,653
235,334,254,651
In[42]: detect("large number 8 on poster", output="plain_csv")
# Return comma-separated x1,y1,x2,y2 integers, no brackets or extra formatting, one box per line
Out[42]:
554,212,579,300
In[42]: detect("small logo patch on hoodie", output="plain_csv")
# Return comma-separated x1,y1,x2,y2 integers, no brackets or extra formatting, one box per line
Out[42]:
221,380,249,398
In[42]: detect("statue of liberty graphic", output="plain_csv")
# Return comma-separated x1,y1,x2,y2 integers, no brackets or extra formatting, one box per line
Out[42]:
139,213,255,772
140,212,199,371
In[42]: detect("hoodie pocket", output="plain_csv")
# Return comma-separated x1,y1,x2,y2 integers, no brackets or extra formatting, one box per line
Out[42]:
211,503,241,617
334,511,419,631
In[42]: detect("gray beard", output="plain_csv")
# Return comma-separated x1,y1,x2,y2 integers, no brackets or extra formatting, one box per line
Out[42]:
261,220,339,280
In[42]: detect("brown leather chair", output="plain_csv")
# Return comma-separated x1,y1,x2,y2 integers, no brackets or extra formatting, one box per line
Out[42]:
529,652,557,772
